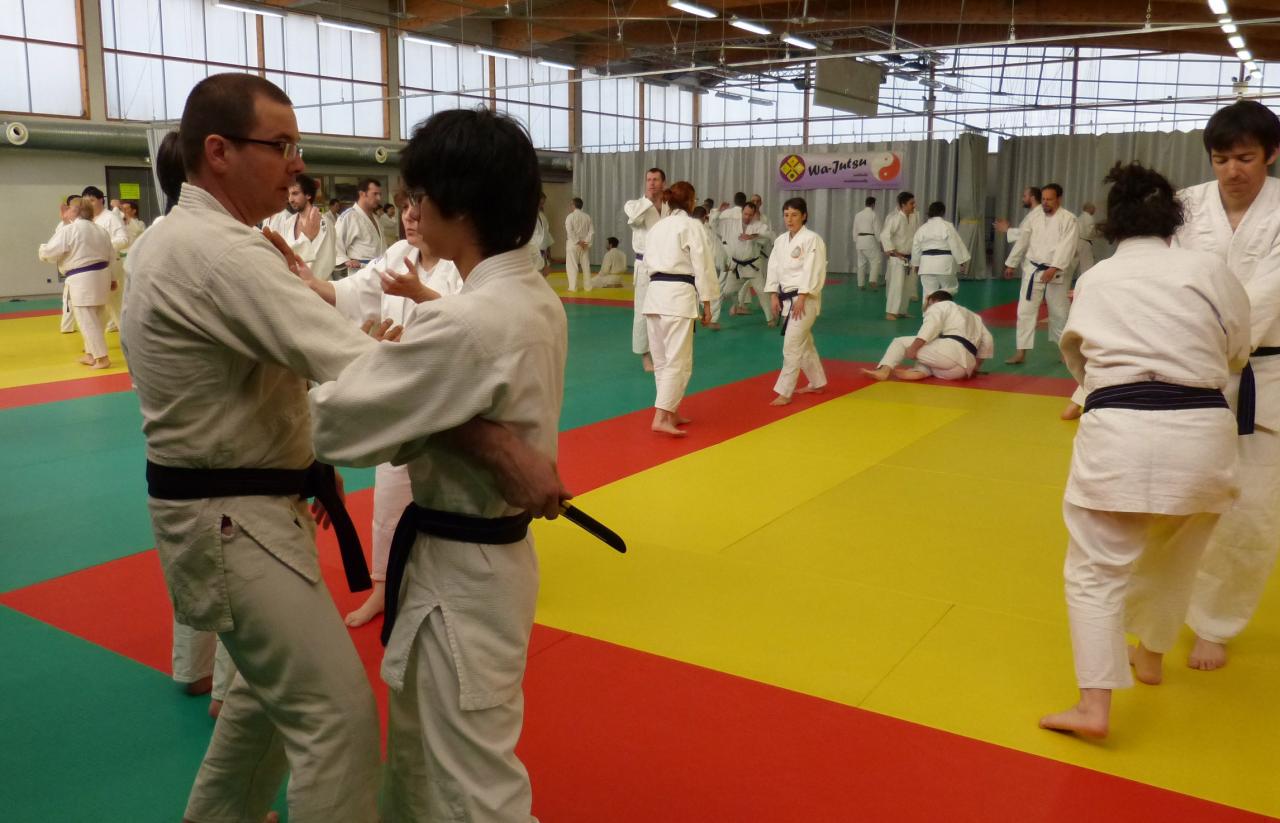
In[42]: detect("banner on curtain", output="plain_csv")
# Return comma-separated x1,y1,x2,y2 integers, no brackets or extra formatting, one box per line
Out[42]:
776,151,904,190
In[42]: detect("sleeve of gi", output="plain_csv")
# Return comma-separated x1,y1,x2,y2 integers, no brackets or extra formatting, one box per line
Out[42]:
332,259,387,326
624,198,653,227
38,223,71,263
801,233,826,295
685,219,720,302
880,213,897,254
1049,212,1079,271
909,225,923,268
584,215,594,246
1240,246,1280,350
1005,216,1031,269
949,223,972,265
976,323,995,360
915,305,942,344
1058,280,1088,384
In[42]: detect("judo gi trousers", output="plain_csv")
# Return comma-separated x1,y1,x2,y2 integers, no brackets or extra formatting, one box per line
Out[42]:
1187,424,1280,643
920,272,959,300
632,262,651,356
171,621,236,700
105,263,124,331
774,304,826,398
380,535,539,823
60,283,76,332
1062,501,1218,689
735,269,775,323
184,518,380,823
1015,266,1070,350
72,304,108,360
647,314,695,412
878,337,970,380
856,247,883,288
885,257,910,315
1077,239,1095,275
565,246,590,291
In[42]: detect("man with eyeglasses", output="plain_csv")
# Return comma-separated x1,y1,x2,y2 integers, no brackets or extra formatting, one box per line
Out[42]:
123,72,568,823
336,177,387,279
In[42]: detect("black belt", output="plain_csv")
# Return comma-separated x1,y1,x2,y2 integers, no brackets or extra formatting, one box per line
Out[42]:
732,257,759,277
1236,347,1280,435
1024,261,1051,300
778,289,801,336
61,260,109,283
650,273,695,285
145,460,372,593
1083,382,1228,414
938,334,978,356
920,249,952,256
857,232,874,236
381,504,533,646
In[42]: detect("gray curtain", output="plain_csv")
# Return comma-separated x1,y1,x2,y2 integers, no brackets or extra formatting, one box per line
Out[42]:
573,134,986,276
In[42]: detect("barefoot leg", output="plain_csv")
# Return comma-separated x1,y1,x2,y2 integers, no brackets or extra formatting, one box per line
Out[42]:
184,675,213,697
343,580,386,628
641,353,655,373
651,409,687,437
1039,688,1111,739
1005,350,1027,365
78,354,95,366
90,356,111,370
860,366,892,382
769,394,792,406
1187,636,1228,671
795,385,826,395
893,368,930,381
209,698,223,719
1128,642,1164,685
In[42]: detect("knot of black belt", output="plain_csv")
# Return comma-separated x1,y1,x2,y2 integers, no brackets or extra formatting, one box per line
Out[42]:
778,289,801,336
1237,347,1280,435
1024,261,1051,300
145,460,372,593
732,257,759,278
938,334,978,356
381,504,532,646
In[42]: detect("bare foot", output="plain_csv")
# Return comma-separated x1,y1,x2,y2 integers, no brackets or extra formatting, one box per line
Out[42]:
78,354,95,365
344,581,386,627
1188,636,1228,671
796,385,826,395
184,675,213,696
1061,402,1082,421
884,313,898,321
731,306,750,316
675,415,691,425
641,353,655,373
861,366,892,382
265,814,280,823
651,421,688,437
893,368,930,381
909,295,920,302
708,322,721,331
1039,704,1109,739
1128,643,1164,685
770,394,792,406
209,699,223,719
766,320,778,328
90,357,111,370
1005,353,1026,365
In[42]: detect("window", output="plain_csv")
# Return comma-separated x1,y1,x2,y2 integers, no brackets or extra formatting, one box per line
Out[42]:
399,39,490,138
643,83,694,149
581,71,638,152
0,0,84,116
492,56,571,150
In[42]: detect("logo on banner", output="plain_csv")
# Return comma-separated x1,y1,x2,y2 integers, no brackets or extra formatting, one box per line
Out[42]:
779,154,806,183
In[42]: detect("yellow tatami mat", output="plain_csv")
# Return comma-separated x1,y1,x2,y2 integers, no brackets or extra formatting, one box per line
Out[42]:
0,314,128,389
545,270,636,302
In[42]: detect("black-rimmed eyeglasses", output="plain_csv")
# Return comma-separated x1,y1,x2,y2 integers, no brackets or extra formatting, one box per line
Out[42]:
222,135,303,160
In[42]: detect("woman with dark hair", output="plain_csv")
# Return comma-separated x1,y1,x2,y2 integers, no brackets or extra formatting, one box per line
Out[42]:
641,180,720,436
766,197,828,405
1040,163,1250,740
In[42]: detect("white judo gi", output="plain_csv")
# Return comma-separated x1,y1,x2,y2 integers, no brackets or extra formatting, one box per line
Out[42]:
529,210,553,271
1176,177,1280,645
309,248,566,823
877,300,994,380
767,226,828,397
94,208,129,331
1058,237,1250,689
124,183,382,823
38,218,114,360
268,208,337,281
881,208,920,316
336,205,388,273
564,208,594,291
1006,206,1078,351
642,209,720,412
1076,211,1098,275
593,246,629,289
726,217,776,323
852,206,884,288
910,216,971,300
332,242,465,586
623,196,669,356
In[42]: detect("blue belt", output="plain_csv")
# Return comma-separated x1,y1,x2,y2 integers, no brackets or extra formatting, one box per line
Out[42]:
61,260,109,282
1084,381,1228,414
1236,347,1280,434
1024,261,1051,300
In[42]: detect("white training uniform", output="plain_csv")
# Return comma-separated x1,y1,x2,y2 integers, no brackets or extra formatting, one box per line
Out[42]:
642,209,720,412
331,241,465,588
123,217,146,247
727,217,776,323
123,183,382,823
1076,210,1097,274
1006,206,1078,351
852,206,884,288
1176,177,1280,645
910,216,971,299
593,246,629,289
877,299,994,380
623,196,669,356
270,208,338,281
378,211,400,249
564,208,594,291
309,248,566,823
38,218,114,360
335,205,388,272
95,208,129,331
1058,236,1250,689
880,208,920,316
529,210,553,271
1005,205,1039,244
715,205,744,246
767,226,828,398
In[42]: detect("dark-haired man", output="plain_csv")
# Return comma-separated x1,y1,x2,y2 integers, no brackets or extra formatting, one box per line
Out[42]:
862,290,993,382
1003,183,1077,365
82,185,129,331
309,107,569,823
994,186,1043,242
336,177,385,276
880,191,919,319
852,195,883,290
126,73,565,823
268,173,334,280
624,167,669,371
1176,99,1280,672
564,196,594,290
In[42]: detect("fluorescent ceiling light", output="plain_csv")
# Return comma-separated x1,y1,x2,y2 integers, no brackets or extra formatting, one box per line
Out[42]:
402,34,454,49
781,33,818,50
212,0,283,19
1207,0,1228,15
729,17,772,36
1245,60,1260,73
1220,21,1237,34
748,96,773,106
538,58,575,71
1237,49,1253,61
667,0,717,19
1228,35,1246,49
317,18,376,35
477,47,519,60
715,91,743,101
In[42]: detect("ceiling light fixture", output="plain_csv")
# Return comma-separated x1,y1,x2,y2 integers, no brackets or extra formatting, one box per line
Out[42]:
1207,0,1228,14
667,0,717,19
402,34,455,48
1220,21,1237,34
317,18,377,35
715,91,744,101
1228,35,1246,49
729,17,772,36
537,58,575,71
477,47,519,60
748,96,774,106
1237,49,1253,61
781,33,817,50
212,0,284,19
